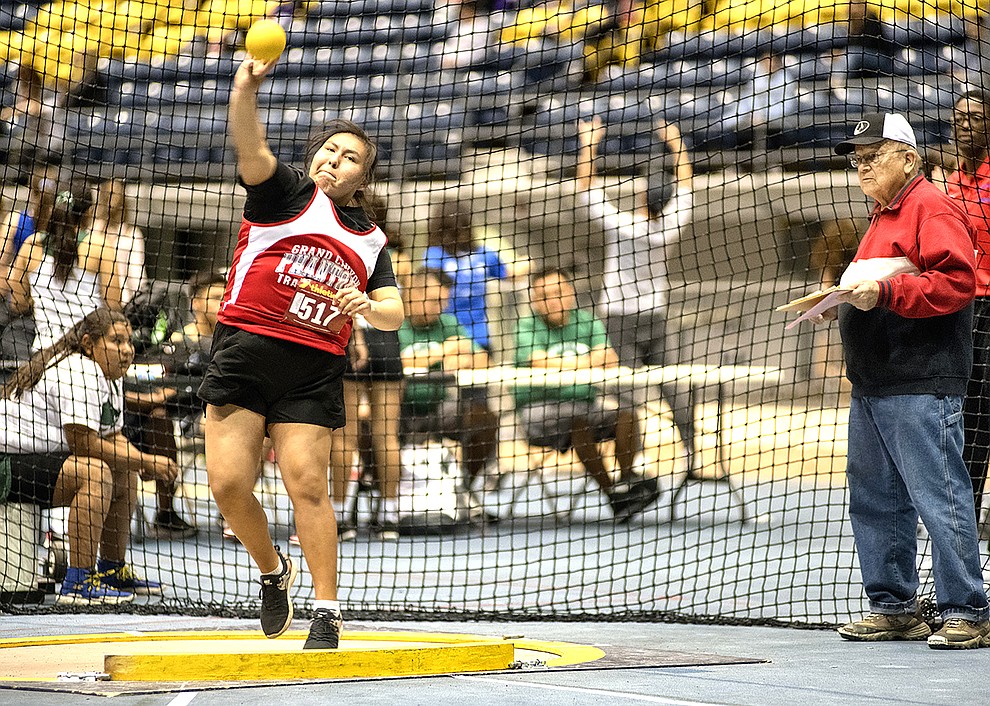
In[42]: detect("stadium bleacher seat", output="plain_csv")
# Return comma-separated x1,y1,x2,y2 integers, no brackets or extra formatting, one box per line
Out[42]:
404,70,470,101
276,46,337,78
0,2,39,31
261,75,386,105
832,46,896,80
151,114,226,164
116,79,233,110
65,109,148,173
891,46,955,77
597,61,720,93
13,0,968,182
780,54,833,82
288,15,445,49
308,0,436,20
882,15,969,49
649,28,777,64
840,75,960,113
510,40,584,87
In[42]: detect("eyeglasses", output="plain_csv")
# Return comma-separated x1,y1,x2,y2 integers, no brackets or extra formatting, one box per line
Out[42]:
848,149,909,169
952,111,988,127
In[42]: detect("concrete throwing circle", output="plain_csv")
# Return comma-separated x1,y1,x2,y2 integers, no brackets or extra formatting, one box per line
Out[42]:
0,629,605,683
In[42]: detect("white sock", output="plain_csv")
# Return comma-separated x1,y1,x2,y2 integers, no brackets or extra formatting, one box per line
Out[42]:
261,553,285,576
313,599,341,615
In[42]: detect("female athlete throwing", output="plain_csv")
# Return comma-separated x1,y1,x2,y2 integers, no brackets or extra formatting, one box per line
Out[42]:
199,56,403,649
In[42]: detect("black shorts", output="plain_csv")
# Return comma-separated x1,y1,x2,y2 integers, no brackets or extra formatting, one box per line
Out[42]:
3,453,70,508
517,400,619,453
344,327,404,382
198,322,347,429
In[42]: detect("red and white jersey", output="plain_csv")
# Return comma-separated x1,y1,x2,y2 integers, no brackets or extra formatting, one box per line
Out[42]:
219,187,387,355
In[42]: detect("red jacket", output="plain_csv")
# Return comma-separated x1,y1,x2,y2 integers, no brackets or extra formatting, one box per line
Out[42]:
945,156,990,297
856,173,976,318
839,173,976,398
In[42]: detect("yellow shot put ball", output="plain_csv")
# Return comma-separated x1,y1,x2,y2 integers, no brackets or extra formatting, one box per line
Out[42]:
245,19,286,62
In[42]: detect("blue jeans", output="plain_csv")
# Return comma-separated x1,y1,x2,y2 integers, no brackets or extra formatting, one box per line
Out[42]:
847,395,989,621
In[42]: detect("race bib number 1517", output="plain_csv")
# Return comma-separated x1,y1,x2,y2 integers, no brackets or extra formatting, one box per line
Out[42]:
283,278,348,334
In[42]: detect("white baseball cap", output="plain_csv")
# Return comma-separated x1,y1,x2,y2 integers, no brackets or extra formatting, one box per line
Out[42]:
834,112,918,155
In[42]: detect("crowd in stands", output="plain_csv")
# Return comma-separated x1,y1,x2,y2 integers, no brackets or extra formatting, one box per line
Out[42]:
1,1,989,181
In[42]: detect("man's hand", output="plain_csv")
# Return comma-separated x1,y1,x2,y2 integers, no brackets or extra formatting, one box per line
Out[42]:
142,455,179,484
808,308,839,326
578,116,604,149
840,281,880,311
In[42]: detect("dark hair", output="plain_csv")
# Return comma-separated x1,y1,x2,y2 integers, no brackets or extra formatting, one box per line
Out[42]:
427,197,475,254
2,308,129,399
957,89,990,108
14,63,45,103
363,192,407,252
530,266,572,286
29,164,60,236
45,178,94,282
411,266,454,289
304,119,379,212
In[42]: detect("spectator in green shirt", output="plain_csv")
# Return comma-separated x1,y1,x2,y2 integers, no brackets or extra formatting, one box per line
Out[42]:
514,268,660,522
398,268,499,490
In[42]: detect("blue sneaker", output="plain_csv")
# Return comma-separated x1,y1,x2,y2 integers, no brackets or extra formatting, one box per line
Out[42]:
97,560,164,595
58,567,134,605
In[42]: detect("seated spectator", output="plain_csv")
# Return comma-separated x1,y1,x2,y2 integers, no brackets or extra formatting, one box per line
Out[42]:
165,269,226,430
173,269,227,348
513,268,660,522
829,0,896,89
425,197,527,352
7,177,121,351
436,0,502,71
399,268,499,495
0,161,57,359
0,63,64,185
584,0,703,82
722,51,802,134
0,161,58,289
0,308,178,603
88,179,146,307
499,0,608,49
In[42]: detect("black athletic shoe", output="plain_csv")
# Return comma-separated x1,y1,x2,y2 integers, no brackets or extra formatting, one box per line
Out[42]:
259,548,296,639
304,608,343,649
608,476,661,523
150,510,198,539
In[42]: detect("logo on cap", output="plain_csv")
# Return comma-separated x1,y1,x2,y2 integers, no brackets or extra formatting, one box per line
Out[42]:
854,120,871,135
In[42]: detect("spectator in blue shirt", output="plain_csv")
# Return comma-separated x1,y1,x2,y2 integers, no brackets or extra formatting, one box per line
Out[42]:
424,197,527,350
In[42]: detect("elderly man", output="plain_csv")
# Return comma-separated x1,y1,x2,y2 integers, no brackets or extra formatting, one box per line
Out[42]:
831,112,990,649
945,90,990,521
